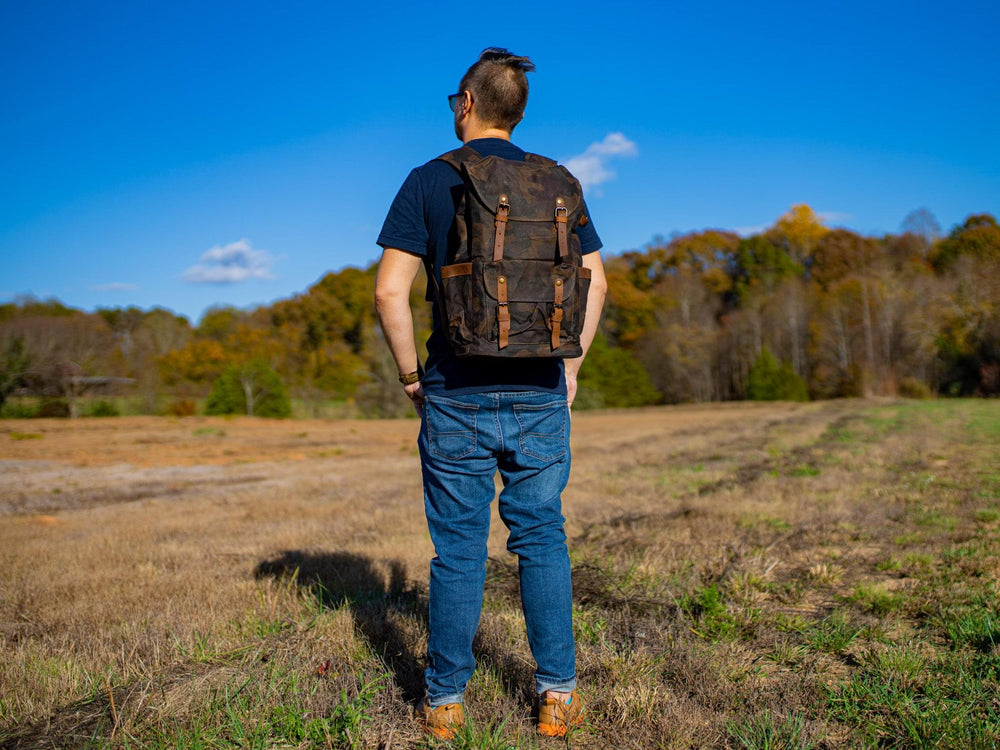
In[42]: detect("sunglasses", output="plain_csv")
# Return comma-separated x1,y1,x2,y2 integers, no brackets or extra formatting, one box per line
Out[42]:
448,91,469,113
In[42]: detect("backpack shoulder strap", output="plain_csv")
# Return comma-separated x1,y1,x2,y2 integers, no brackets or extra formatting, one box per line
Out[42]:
434,145,481,174
524,152,558,167
437,148,558,170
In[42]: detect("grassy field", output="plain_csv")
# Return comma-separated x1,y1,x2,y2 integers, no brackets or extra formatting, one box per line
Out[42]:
1,399,998,749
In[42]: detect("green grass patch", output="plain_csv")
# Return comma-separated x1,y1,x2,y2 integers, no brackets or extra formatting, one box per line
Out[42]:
859,642,929,688
739,514,793,532
8,431,43,440
861,410,906,435
846,583,906,616
910,507,959,530
875,557,902,572
572,605,608,646
828,648,1000,749
192,427,227,437
974,508,1000,523
965,401,1000,439
893,531,925,547
149,671,381,750
680,583,746,641
727,710,815,750
903,552,934,569
804,610,863,654
827,425,857,443
931,603,1000,652
442,715,523,750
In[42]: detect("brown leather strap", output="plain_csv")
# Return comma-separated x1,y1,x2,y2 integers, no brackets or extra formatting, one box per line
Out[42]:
551,278,564,350
441,262,472,279
497,275,509,349
494,195,510,262
555,198,569,262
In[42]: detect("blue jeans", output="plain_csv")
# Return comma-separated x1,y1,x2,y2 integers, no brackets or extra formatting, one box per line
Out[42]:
418,390,577,706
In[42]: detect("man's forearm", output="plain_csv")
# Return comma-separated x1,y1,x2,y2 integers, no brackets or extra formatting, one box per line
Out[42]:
375,293,419,376
374,247,424,376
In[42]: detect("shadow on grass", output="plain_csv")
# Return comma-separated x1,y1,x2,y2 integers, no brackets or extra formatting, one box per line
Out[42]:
254,550,427,704
255,551,548,709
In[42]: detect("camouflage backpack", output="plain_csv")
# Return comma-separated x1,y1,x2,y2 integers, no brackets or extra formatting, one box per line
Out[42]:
434,145,592,358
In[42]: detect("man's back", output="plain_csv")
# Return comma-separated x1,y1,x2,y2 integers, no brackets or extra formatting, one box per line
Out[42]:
377,137,602,395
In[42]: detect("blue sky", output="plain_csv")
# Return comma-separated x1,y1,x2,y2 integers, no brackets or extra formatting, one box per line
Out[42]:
2,0,998,323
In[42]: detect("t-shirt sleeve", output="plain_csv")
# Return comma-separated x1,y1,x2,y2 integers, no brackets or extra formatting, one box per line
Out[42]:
376,169,428,256
578,199,603,255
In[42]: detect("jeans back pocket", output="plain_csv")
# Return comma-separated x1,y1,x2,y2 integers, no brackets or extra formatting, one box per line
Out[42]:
514,400,567,461
425,396,479,460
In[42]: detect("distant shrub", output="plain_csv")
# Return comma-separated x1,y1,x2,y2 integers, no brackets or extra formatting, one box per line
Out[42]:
166,398,198,417
897,377,933,400
0,399,38,419
89,400,119,417
36,399,70,418
576,334,660,409
747,348,809,402
206,360,291,418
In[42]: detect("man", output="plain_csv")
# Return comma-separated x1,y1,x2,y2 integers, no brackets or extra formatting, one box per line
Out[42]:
374,48,607,739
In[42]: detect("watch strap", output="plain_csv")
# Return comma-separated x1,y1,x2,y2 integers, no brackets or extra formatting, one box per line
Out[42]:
398,370,420,385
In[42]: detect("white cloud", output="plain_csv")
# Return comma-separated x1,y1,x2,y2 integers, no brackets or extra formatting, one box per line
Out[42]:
563,132,638,190
90,282,139,292
732,225,769,238
182,239,275,284
817,210,853,225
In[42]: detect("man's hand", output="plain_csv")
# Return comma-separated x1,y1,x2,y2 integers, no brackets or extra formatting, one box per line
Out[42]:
565,371,578,412
404,381,425,417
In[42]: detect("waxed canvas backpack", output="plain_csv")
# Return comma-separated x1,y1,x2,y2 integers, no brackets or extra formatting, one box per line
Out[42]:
434,145,592,358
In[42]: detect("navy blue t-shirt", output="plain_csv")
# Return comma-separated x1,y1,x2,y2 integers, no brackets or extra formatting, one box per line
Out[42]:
377,138,602,396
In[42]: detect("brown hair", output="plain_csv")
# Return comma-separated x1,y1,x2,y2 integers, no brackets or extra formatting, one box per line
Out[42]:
459,48,535,132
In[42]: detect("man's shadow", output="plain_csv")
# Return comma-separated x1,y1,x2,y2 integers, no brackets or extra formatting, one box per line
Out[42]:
254,551,536,705
254,551,427,703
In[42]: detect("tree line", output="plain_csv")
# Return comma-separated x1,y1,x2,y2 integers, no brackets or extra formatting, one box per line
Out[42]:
2,206,998,418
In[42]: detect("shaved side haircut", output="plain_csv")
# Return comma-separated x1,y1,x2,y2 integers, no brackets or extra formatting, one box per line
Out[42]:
459,47,536,132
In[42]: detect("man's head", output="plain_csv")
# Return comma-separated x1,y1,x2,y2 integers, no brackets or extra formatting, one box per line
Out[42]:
453,48,535,141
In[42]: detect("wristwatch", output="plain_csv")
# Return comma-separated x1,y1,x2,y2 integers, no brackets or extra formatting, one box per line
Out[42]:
398,370,420,385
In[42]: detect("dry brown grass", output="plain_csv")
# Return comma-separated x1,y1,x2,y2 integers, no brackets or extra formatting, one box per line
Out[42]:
1,399,999,748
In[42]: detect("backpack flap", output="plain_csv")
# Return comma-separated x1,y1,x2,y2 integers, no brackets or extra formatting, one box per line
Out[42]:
462,158,583,223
